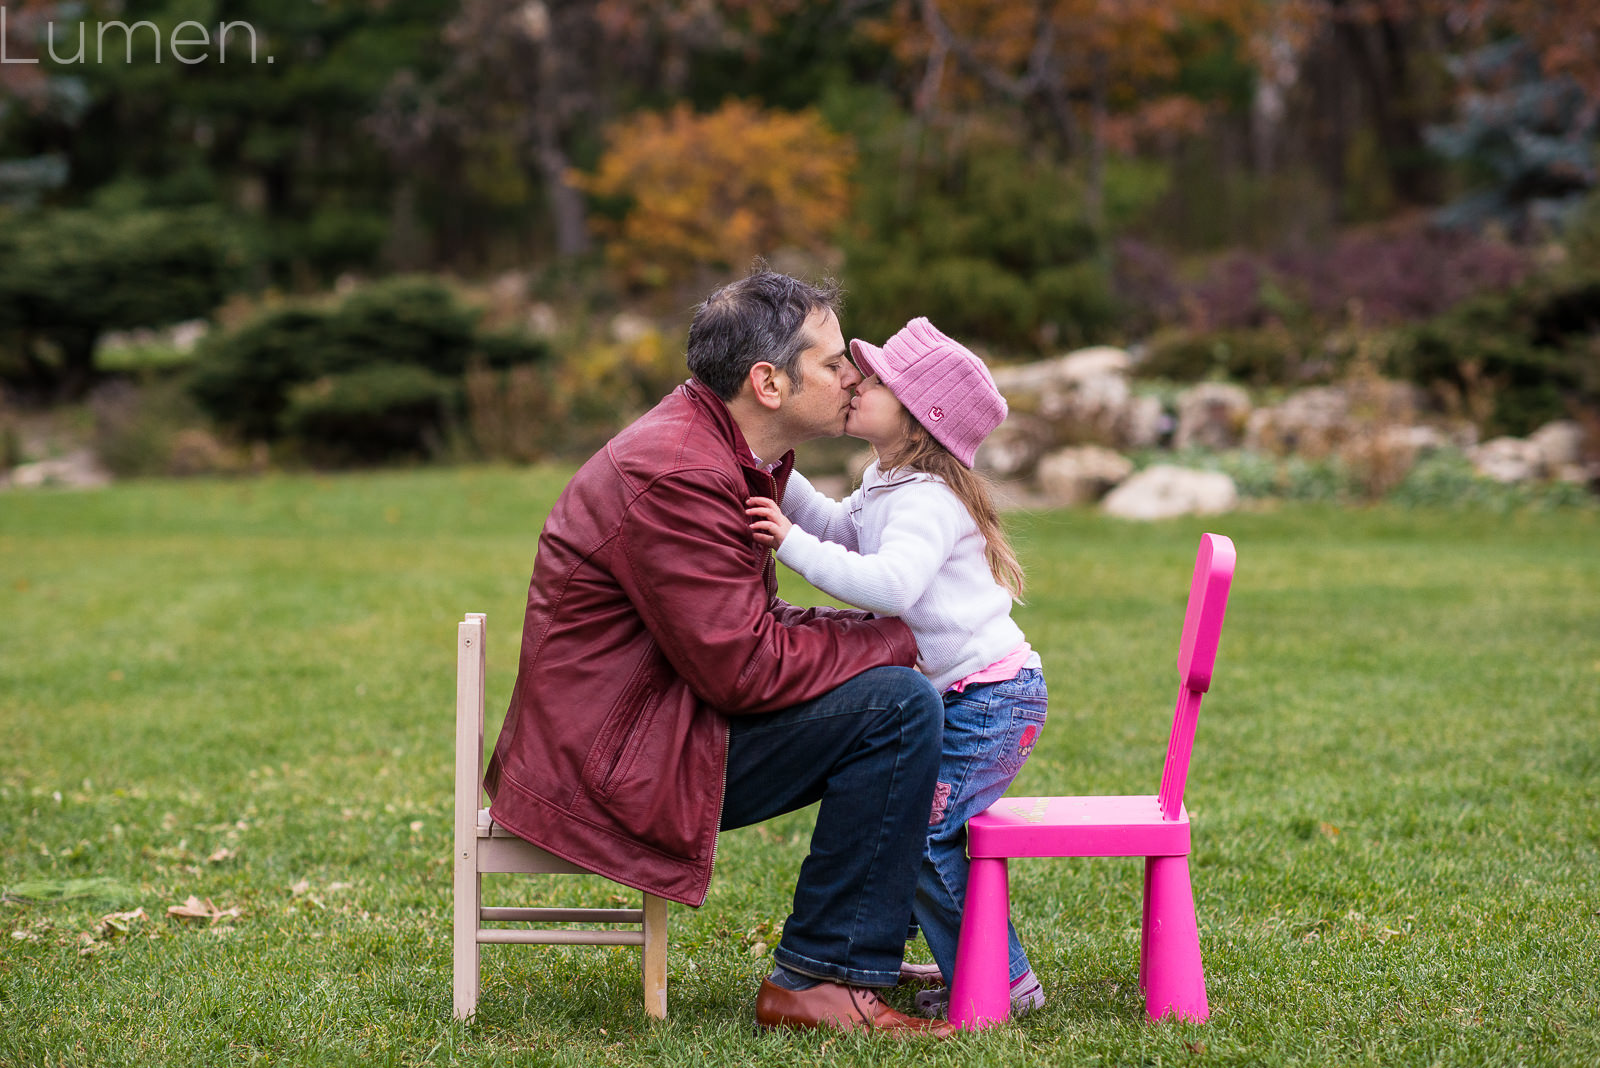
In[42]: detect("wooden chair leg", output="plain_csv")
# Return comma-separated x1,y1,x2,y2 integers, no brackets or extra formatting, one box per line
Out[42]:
453,870,481,1020
951,856,1013,1030
641,893,668,1019
1142,855,1208,1022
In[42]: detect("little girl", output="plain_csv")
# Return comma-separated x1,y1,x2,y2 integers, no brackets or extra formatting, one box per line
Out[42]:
747,316,1048,1019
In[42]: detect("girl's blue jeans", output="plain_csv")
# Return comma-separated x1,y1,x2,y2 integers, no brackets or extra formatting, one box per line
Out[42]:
913,666,1048,984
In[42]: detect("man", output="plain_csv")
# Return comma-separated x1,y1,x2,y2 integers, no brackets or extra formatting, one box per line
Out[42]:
484,269,954,1036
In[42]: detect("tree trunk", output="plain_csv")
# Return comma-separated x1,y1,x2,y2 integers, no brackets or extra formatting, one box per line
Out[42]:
532,23,589,258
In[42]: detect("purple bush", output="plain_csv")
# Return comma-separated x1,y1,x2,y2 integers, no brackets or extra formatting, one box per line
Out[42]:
1113,227,1534,333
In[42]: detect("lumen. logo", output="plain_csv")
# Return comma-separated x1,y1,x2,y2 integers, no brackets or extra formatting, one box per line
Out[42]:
0,7,272,65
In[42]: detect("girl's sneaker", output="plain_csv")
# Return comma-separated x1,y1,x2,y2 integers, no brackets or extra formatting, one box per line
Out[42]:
914,969,1046,1019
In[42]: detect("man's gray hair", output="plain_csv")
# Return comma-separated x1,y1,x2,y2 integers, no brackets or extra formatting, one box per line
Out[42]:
686,267,843,401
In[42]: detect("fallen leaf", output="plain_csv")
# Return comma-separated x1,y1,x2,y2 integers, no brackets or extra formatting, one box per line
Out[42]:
166,896,241,924
290,879,311,896
98,907,149,938
205,847,236,864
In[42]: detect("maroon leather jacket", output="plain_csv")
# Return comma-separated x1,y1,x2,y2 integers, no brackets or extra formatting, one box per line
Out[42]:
484,380,918,906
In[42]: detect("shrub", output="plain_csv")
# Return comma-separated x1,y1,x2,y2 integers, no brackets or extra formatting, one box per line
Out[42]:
189,277,551,464
1389,273,1598,437
281,364,458,465
1138,327,1310,386
90,378,245,479
841,136,1118,351
1391,449,1596,511
1113,227,1532,337
0,206,242,400
573,101,856,288
465,362,559,464
190,308,333,440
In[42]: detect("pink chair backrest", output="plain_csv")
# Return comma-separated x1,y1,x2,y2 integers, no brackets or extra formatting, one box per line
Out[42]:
1158,533,1235,820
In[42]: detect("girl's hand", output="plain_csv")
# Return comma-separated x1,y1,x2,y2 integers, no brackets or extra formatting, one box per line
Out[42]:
745,496,792,548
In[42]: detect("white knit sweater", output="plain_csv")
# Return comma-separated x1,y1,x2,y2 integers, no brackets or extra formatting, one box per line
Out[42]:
777,463,1028,691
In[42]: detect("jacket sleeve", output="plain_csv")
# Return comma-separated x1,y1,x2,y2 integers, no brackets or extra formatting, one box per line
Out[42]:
774,482,958,616
770,597,876,626
781,469,862,550
612,468,918,714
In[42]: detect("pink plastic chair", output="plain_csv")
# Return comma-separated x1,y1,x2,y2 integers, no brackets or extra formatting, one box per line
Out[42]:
949,533,1236,1029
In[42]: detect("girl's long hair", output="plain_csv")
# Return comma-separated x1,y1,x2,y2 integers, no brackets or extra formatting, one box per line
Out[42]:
877,412,1026,600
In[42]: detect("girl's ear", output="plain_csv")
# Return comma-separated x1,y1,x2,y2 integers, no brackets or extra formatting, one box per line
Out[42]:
747,362,784,411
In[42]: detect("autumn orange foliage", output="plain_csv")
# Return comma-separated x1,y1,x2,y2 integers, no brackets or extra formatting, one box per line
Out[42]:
870,0,1268,142
573,101,856,288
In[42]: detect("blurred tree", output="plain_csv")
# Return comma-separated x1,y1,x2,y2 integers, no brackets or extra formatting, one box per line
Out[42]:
867,0,1264,227
0,0,86,208
4,0,458,281
1426,0,1600,235
842,126,1120,352
572,100,856,289
0,207,239,399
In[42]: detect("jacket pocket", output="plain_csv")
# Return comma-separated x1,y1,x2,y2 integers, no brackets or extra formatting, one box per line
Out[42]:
581,659,663,800
594,689,661,800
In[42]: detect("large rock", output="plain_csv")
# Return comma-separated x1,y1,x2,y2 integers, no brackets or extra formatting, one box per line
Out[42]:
1245,386,1349,457
988,346,1133,393
1102,465,1239,521
974,413,1056,479
1119,394,1168,449
1,448,111,490
988,345,1164,455
1174,383,1252,451
1036,446,1134,506
1469,436,1545,483
1529,420,1585,469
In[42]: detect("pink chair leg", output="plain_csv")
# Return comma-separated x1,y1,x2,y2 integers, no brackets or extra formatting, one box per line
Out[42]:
951,856,1012,1030
1139,856,1155,992
1142,855,1208,1022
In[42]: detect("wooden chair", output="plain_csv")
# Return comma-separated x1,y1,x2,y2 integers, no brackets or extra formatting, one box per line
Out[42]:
453,612,668,1020
949,533,1236,1029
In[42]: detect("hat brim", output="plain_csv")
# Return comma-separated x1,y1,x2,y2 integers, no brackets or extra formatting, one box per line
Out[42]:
848,338,882,379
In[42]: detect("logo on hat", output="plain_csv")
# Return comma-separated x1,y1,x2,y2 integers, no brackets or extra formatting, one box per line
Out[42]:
927,406,945,423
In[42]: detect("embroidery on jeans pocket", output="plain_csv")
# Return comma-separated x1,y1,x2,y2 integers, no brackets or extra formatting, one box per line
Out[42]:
1018,723,1041,763
928,780,953,825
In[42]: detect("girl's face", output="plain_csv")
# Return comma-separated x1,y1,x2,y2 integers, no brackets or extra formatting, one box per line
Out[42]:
845,373,908,452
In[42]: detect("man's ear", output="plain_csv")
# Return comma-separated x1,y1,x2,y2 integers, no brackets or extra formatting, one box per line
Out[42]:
747,361,784,411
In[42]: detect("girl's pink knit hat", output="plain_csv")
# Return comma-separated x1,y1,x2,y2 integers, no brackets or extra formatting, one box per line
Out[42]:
849,317,1007,468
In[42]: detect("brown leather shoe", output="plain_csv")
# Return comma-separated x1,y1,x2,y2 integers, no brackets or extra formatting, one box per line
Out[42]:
755,978,957,1037
897,960,944,986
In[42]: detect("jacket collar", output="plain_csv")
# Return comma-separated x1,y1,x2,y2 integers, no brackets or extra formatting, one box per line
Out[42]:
680,378,796,486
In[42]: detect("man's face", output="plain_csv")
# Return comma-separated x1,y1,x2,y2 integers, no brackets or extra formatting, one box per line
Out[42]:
782,307,861,441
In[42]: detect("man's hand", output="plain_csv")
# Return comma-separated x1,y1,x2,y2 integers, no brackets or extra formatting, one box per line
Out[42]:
745,496,792,549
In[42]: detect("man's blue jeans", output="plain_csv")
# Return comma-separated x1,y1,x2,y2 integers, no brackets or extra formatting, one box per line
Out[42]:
915,666,1049,984
720,665,944,987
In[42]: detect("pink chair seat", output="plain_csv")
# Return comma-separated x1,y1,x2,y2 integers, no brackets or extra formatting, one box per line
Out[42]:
950,533,1235,1031
967,796,1190,859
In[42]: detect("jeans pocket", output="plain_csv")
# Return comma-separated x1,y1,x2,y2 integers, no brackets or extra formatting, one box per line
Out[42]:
992,675,1048,776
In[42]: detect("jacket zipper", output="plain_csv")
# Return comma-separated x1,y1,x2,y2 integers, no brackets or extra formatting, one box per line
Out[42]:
701,723,730,907
701,466,779,906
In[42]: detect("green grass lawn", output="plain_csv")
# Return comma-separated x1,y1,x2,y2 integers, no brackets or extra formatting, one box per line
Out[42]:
2,467,1598,1067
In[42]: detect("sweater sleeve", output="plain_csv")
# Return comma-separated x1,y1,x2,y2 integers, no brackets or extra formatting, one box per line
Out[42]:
780,469,861,550
775,482,959,616
613,468,918,714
